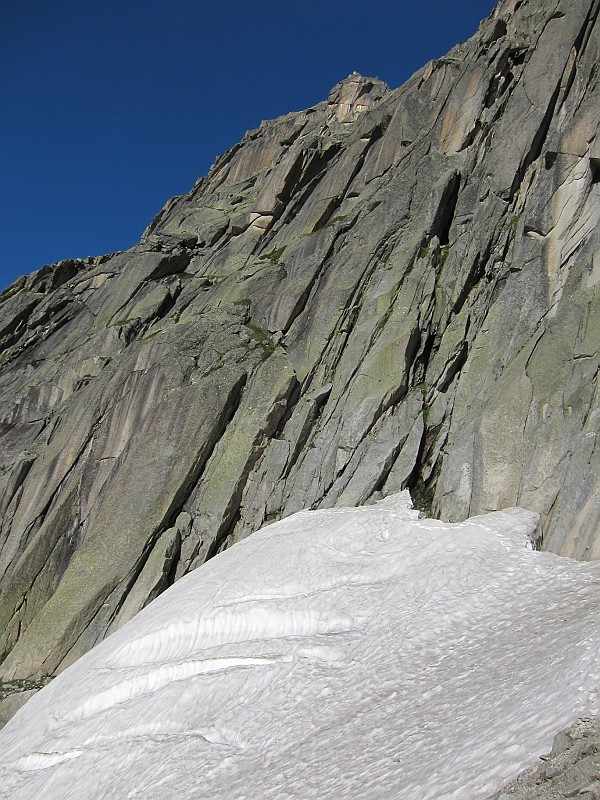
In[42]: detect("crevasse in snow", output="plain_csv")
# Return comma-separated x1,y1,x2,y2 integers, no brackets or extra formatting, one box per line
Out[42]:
0,492,598,800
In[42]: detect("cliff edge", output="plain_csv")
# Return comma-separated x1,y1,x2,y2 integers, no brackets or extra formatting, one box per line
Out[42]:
0,0,598,681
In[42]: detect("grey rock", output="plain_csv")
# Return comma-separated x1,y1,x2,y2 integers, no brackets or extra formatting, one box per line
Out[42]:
0,0,598,681
488,718,600,800
0,673,53,729
0,689,38,729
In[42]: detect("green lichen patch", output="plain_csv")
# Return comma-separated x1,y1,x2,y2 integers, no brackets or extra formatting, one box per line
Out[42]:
245,324,276,358
0,675,53,700
418,242,431,260
258,246,286,264
434,244,451,268
508,212,522,232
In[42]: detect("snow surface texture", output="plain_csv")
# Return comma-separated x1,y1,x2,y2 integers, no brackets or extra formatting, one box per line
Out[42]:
0,492,599,800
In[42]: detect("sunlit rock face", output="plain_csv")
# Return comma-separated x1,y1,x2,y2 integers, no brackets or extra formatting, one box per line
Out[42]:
0,495,599,800
327,72,390,122
0,0,598,684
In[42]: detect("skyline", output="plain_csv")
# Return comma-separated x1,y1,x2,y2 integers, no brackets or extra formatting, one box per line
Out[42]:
1,0,495,290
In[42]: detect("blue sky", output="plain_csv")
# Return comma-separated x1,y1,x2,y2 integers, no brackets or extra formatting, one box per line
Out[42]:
0,0,495,291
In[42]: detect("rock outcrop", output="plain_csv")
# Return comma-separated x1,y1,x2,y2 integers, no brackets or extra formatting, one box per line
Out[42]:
490,718,600,800
0,0,598,681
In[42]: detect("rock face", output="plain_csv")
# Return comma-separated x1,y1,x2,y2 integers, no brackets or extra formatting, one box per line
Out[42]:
490,718,600,800
0,0,598,681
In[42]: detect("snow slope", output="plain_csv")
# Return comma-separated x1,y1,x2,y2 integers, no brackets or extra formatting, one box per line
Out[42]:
1,493,599,799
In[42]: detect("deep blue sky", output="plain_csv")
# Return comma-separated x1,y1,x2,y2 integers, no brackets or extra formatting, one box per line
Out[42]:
0,0,495,291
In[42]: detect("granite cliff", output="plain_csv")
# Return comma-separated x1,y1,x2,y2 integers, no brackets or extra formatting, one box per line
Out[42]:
0,0,598,684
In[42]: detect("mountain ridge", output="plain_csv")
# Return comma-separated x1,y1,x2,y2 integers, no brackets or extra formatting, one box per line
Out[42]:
0,0,598,686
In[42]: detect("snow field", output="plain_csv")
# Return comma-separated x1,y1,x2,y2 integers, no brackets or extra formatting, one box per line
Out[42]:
0,492,598,799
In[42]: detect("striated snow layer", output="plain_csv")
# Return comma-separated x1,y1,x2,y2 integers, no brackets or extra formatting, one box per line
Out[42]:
0,493,599,799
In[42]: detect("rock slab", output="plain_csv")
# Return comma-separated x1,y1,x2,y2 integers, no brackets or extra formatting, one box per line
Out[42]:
0,0,598,680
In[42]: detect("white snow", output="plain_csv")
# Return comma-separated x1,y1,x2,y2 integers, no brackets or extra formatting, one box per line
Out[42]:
0,492,599,800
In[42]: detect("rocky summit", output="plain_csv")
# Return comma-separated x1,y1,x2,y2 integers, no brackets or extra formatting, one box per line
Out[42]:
0,0,598,690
